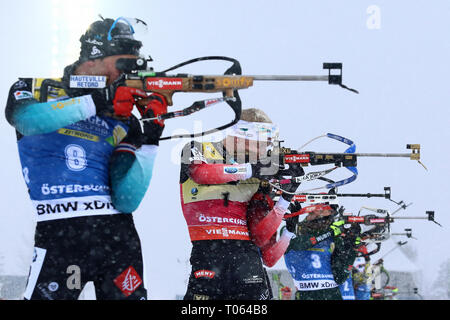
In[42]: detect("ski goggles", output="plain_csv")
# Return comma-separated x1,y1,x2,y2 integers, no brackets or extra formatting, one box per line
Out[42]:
225,120,279,142
107,17,148,41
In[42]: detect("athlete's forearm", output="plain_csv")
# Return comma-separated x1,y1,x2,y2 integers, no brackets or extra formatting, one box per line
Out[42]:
10,95,96,136
188,162,252,184
110,144,158,213
250,197,290,247
261,231,294,267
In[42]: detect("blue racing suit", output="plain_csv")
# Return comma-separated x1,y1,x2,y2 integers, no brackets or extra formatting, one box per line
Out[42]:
284,222,357,300
339,275,356,300
5,63,161,299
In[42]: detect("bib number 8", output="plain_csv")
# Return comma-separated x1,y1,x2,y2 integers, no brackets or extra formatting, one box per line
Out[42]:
65,144,87,171
311,254,322,269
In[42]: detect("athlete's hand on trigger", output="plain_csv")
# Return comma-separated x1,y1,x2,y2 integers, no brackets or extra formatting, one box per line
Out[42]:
138,94,168,145
113,86,148,117
136,93,168,127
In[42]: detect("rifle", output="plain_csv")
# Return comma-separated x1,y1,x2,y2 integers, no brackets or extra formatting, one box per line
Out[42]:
288,186,392,206
120,58,357,104
357,208,441,226
114,57,358,139
268,133,425,194
278,187,393,219
342,209,439,245
274,180,410,220
279,143,423,171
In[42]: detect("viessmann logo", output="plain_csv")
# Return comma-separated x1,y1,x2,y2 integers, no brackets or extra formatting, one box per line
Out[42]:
348,216,365,223
146,78,183,90
285,154,310,163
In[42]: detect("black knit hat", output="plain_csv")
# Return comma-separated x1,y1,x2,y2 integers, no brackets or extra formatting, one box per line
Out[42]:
79,17,143,62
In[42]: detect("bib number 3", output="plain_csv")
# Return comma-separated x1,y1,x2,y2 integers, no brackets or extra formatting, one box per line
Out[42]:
65,144,87,171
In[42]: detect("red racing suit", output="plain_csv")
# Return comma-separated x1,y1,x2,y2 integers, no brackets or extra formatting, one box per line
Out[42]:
180,141,292,297
180,141,293,299
180,141,291,256
247,192,294,267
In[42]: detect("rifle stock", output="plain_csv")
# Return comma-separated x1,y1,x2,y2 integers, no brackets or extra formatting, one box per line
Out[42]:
125,75,254,106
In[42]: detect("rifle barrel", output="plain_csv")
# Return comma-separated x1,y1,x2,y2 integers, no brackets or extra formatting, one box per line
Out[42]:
296,152,412,158
354,152,412,158
390,216,427,220
335,193,387,198
316,152,412,158
251,75,329,81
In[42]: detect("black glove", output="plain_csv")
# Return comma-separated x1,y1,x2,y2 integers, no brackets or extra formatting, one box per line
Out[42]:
257,180,272,195
251,160,277,179
285,201,302,233
289,201,303,214
137,94,168,146
279,182,300,202
279,163,305,179
142,120,164,146
342,223,362,249
345,222,362,236
278,163,305,202
120,115,163,148
120,116,143,149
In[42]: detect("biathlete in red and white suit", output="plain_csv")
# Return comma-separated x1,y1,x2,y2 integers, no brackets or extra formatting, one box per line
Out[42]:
179,108,302,300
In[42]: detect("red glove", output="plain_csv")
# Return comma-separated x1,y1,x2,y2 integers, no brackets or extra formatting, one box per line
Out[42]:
113,87,147,117
136,93,168,127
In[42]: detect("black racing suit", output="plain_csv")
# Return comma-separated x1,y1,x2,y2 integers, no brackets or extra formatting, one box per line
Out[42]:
184,240,272,300
28,215,147,300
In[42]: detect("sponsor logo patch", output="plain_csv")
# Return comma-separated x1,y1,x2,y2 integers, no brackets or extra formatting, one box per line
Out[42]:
285,154,310,163
194,270,216,279
348,216,365,223
58,128,99,142
369,218,386,224
224,167,238,174
223,166,247,174
48,282,59,292
296,280,338,291
243,275,263,284
14,90,33,100
113,266,143,297
145,78,183,90
70,75,106,88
